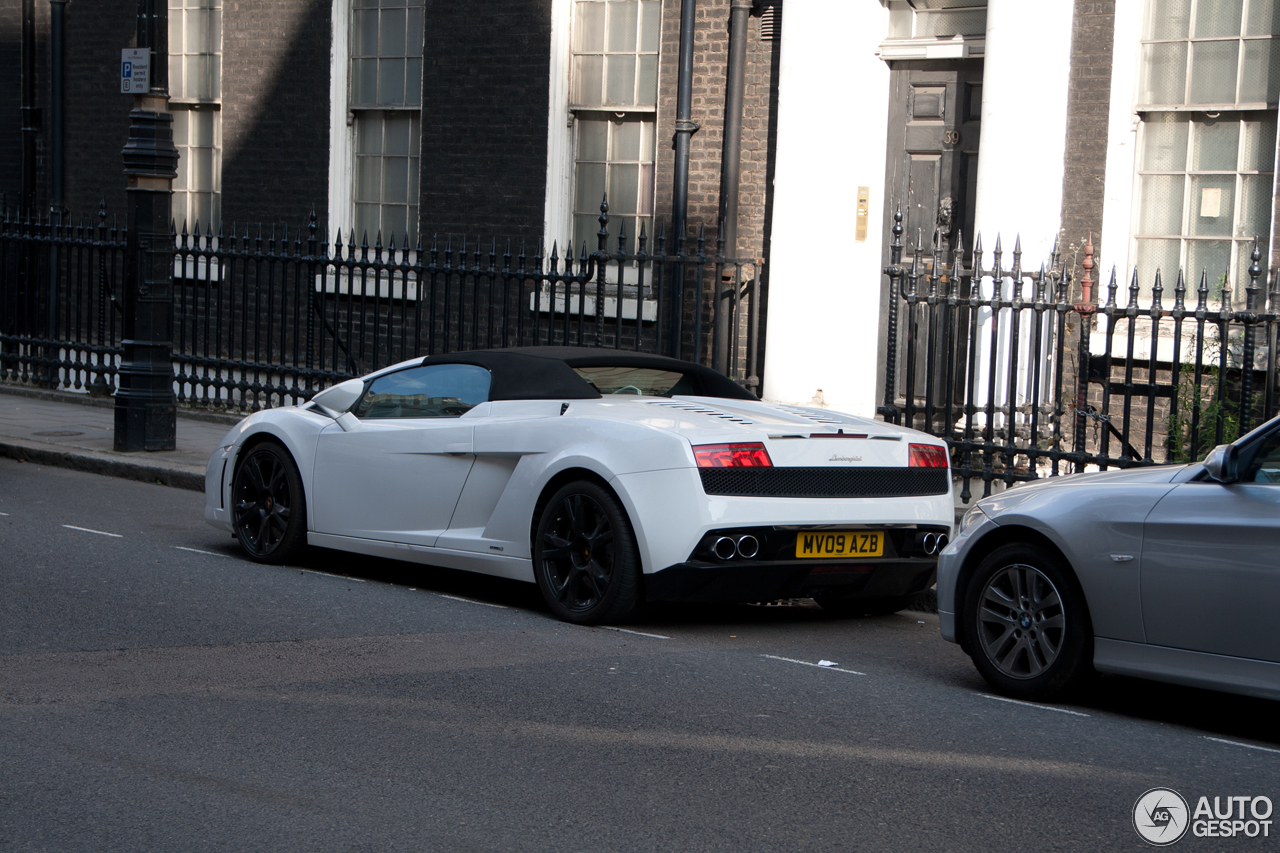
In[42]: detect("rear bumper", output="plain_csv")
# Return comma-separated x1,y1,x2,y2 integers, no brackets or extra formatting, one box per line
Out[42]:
644,557,937,604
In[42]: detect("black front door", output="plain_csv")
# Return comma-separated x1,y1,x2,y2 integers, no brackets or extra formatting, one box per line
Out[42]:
877,60,983,421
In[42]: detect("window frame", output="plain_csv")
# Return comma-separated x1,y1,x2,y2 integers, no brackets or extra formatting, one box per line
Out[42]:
546,0,661,257
1129,0,1279,301
1137,0,1280,111
1132,110,1276,300
329,0,425,249
168,0,222,233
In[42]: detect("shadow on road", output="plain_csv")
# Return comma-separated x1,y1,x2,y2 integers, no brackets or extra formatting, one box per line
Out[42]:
209,538,1280,751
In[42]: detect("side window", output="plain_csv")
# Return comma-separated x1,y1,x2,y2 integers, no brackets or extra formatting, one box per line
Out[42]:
1242,431,1280,484
354,364,491,419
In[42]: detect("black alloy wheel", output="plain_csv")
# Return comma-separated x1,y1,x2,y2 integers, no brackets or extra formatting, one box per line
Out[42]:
533,480,641,624
961,542,1093,701
231,441,308,564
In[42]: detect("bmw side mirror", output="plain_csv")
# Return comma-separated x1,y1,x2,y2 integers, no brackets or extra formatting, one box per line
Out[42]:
311,377,364,416
1203,444,1240,484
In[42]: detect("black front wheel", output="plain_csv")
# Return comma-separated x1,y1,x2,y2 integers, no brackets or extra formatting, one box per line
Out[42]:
533,481,641,625
231,442,308,564
961,543,1093,701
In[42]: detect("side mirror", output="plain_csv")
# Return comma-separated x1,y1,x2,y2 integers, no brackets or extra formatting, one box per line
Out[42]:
311,377,364,416
1204,444,1240,484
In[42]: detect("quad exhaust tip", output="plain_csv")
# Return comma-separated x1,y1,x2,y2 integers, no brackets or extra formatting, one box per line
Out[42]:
922,532,949,555
712,534,761,560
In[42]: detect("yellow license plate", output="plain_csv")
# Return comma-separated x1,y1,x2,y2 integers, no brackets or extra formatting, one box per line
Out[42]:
795,531,884,559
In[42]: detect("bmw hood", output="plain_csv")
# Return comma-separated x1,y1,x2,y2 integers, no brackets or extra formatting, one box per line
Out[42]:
972,462,1194,517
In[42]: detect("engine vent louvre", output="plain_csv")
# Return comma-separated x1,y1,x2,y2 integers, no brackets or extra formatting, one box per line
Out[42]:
699,467,949,498
772,404,844,425
649,401,755,425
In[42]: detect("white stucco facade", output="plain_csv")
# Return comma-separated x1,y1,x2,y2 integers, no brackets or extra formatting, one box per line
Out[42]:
763,0,1080,416
761,0,892,416
970,0,1075,267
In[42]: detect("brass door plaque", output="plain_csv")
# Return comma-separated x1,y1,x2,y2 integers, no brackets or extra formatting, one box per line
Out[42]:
856,187,870,242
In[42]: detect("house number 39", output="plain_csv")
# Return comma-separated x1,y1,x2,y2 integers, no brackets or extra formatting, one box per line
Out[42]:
943,130,962,146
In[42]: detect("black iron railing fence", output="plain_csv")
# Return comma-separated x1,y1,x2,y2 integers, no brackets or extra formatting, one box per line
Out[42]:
0,202,763,411
880,210,1280,502
0,205,127,395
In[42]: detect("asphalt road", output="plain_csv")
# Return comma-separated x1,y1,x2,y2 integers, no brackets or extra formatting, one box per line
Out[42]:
2,457,1278,852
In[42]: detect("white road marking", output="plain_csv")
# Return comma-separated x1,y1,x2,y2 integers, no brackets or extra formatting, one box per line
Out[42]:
301,569,366,582
0,511,9,516
62,524,123,538
1204,736,1280,755
762,654,866,675
978,693,1091,717
600,626,671,640
437,593,506,609
174,546,229,558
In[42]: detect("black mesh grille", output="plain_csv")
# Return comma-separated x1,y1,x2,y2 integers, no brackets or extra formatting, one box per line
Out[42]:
699,467,949,498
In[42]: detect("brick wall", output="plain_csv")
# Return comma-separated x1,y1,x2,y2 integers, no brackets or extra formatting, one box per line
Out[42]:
650,0,779,372
653,0,779,261
0,0,54,215
0,1,25,211
1058,0,1114,289
221,0,332,229
2,0,335,228
418,0,553,242
2,0,787,288
63,0,136,218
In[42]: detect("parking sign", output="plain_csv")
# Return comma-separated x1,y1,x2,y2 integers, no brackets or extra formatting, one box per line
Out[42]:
121,48,150,94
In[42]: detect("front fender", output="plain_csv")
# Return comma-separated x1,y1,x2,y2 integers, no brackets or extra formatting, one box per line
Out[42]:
204,407,330,532
954,480,1178,643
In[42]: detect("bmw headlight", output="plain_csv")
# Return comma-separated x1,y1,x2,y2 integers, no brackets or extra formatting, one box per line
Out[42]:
959,504,987,533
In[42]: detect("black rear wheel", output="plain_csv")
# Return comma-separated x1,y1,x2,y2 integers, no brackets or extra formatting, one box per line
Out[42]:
231,442,308,564
533,480,641,625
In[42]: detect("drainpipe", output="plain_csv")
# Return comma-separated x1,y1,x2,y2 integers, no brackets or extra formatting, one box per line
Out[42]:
714,0,750,371
46,0,67,388
669,0,698,358
20,0,40,212
49,0,66,212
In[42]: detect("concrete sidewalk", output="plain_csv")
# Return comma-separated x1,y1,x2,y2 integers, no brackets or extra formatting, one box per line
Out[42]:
0,385,240,491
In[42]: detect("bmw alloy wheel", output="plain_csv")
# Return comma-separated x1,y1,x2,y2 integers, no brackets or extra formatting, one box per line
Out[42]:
976,562,1066,679
962,542,1093,701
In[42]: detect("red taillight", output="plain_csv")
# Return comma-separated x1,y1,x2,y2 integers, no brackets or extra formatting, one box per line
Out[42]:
909,443,949,468
693,442,773,468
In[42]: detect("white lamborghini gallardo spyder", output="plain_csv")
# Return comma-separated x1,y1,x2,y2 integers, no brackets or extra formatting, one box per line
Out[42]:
205,347,954,624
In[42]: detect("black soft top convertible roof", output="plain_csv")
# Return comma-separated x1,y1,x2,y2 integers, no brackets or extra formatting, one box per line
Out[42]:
419,347,756,402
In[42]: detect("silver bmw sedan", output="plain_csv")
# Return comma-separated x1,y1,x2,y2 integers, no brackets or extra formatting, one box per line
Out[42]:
937,415,1280,702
